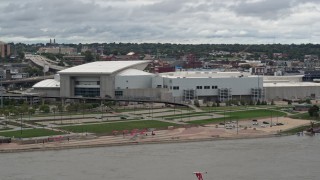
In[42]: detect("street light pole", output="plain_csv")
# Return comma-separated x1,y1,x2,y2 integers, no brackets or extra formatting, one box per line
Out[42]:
180,106,182,122
0,79,3,108
173,97,176,115
82,100,85,118
151,102,153,121
271,111,273,127
133,102,135,115
237,118,239,135
224,109,226,128
188,106,191,121
20,113,23,135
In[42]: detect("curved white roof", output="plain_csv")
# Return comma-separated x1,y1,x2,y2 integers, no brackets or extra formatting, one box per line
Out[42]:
58,60,150,75
160,71,251,78
33,79,60,88
117,69,154,76
264,82,320,87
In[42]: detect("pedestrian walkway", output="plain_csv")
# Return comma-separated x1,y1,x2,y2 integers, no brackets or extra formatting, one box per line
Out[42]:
187,104,203,112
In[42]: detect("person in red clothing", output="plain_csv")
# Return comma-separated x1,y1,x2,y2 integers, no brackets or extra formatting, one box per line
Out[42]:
193,172,206,180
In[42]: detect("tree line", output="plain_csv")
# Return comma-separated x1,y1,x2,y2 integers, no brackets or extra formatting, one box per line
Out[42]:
9,43,320,60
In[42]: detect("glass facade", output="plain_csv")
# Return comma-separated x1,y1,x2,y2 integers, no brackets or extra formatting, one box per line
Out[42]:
115,90,123,97
75,88,100,97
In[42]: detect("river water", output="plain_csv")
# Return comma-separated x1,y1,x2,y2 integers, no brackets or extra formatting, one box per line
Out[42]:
0,136,319,180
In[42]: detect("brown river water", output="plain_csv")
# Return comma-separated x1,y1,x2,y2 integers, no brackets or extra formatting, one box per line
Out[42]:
0,135,319,180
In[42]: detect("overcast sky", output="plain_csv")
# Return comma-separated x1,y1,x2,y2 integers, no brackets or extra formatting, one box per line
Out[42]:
0,0,319,44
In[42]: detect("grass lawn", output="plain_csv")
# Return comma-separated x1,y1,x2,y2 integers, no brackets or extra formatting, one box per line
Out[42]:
114,107,165,112
289,113,320,120
6,121,31,128
200,106,256,112
0,128,65,138
160,111,210,119
188,109,286,125
164,113,212,120
59,120,178,134
0,127,12,131
135,110,176,115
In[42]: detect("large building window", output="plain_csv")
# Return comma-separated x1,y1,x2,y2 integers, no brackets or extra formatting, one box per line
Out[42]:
115,91,123,97
212,86,218,89
204,86,210,89
75,88,100,97
196,86,203,89
173,86,179,90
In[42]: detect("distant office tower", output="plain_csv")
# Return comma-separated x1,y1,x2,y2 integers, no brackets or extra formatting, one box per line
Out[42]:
0,41,10,58
50,39,52,44
54,39,56,44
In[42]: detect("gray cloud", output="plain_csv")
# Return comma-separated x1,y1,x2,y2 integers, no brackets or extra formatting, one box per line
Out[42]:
230,0,320,19
0,0,319,44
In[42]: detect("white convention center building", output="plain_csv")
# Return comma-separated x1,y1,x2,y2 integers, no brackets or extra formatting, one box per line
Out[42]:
32,61,264,103
32,60,320,103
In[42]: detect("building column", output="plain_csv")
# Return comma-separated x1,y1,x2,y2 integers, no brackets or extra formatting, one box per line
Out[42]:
100,75,115,98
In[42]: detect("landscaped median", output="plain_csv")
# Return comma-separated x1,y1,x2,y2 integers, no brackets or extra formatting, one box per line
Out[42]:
58,120,178,135
187,109,287,125
161,111,212,120
0,120,178,139
0,128,65,138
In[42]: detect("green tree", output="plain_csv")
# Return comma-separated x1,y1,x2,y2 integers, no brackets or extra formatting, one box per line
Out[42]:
57,104,64,112
271,99,275,105
216,101,220,107
83,51,94,62
39,105,50,113
28,108,35,121
194,100,200,107
52,106,57,121
256,100,261,105
308,105,319,117
306,99,311,104
18,51,25,59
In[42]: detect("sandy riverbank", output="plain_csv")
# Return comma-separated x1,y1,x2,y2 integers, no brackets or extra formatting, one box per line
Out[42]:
0,117,310,153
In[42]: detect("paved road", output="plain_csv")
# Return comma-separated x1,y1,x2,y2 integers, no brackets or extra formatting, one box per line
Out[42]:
25,54,67,71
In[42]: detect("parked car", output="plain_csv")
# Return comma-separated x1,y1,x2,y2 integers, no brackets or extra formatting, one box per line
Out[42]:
263,121,270,124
